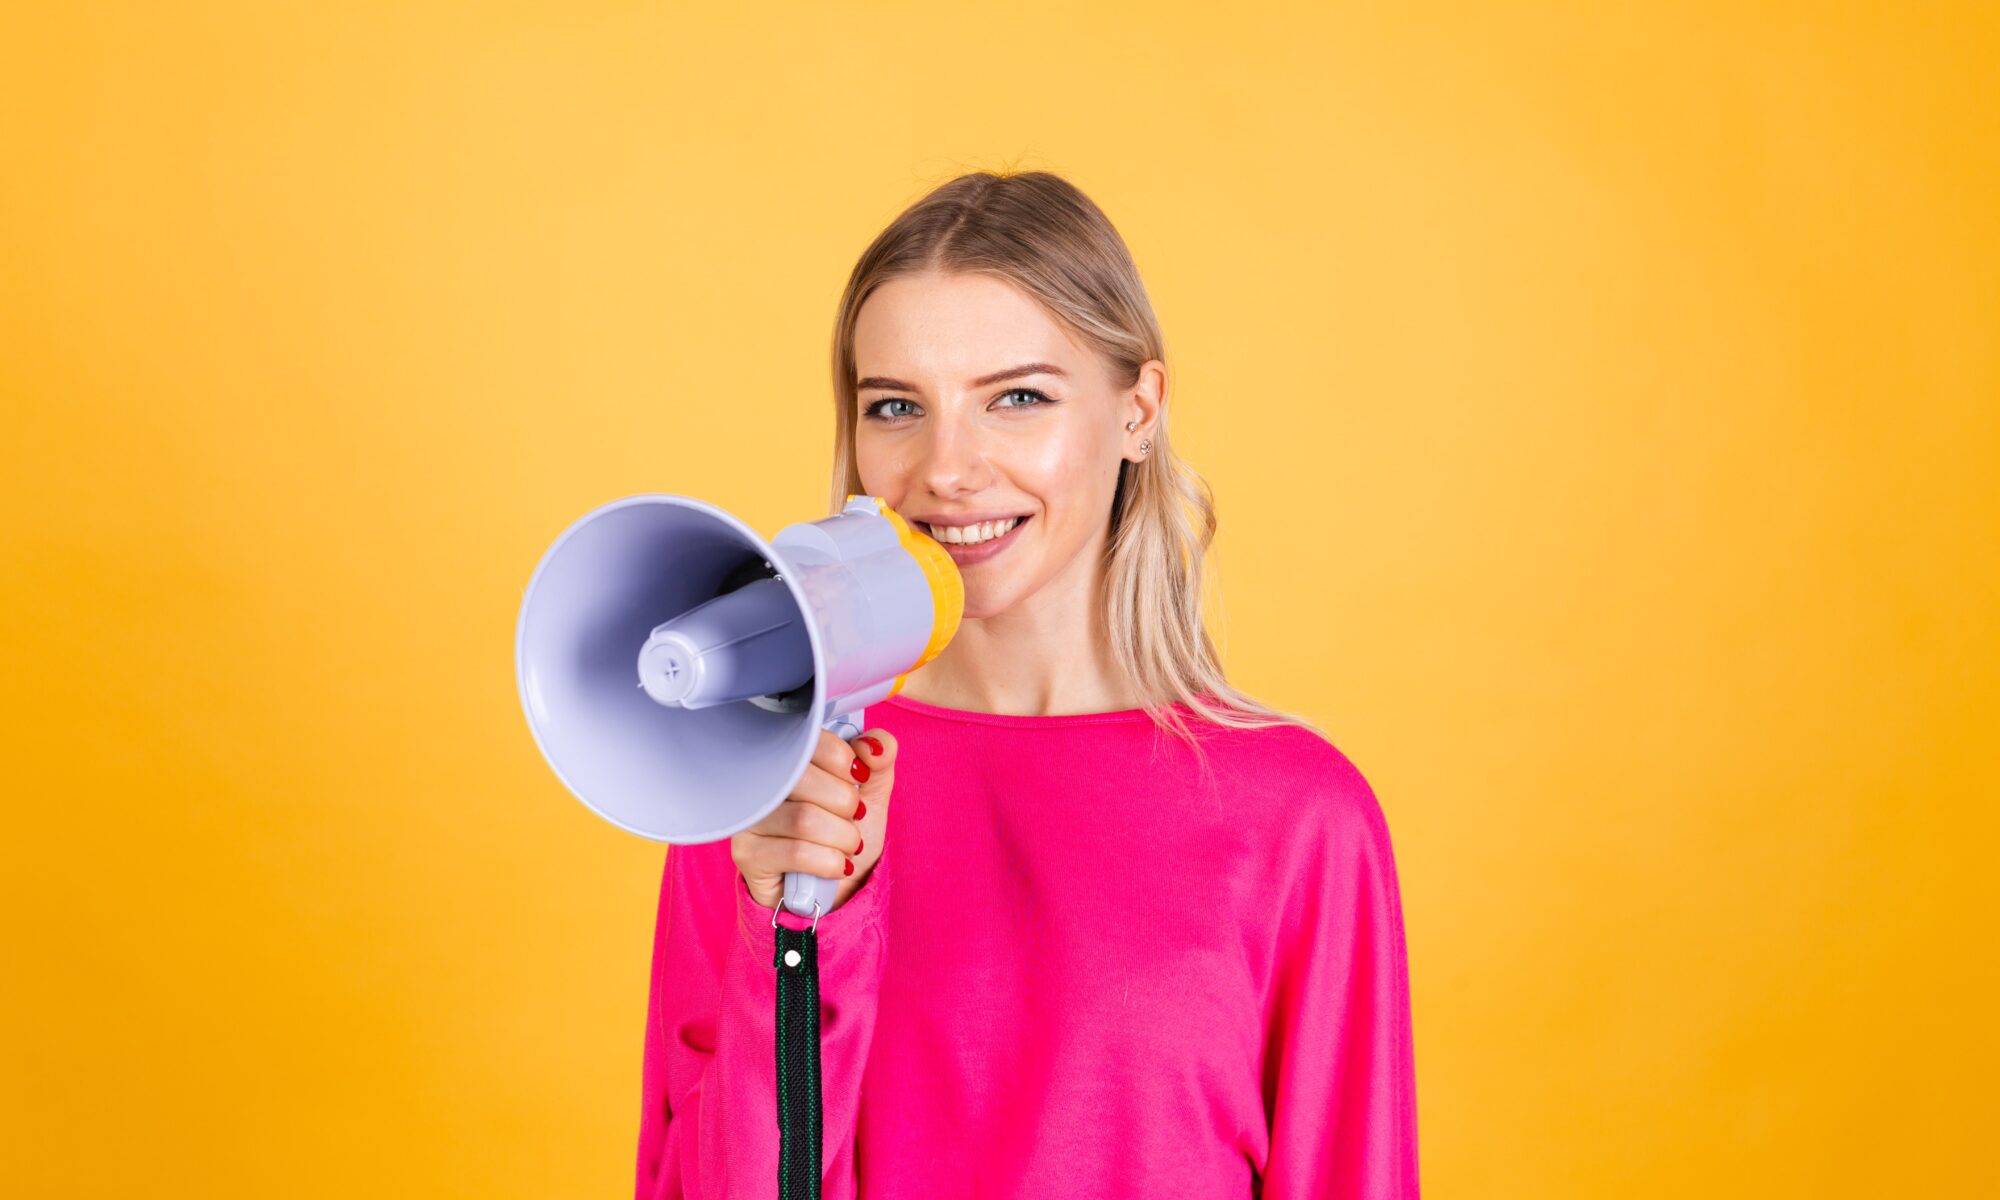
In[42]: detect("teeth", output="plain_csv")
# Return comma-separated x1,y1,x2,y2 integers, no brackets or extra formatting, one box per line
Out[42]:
927,516,1021,545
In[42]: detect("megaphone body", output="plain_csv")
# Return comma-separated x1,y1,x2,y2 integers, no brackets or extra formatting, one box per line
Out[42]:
516,493,962,919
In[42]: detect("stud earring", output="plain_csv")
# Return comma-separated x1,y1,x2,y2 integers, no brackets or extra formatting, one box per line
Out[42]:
1125,420,1139,431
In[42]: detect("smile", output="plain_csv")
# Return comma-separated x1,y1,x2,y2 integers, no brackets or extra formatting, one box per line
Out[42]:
921,516,1024,545
918,515,1032,566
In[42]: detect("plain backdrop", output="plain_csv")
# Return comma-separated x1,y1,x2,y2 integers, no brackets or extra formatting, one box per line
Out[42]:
3,2,1995,1196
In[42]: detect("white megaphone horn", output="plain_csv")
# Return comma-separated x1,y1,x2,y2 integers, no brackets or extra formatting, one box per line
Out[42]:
515,493,963,919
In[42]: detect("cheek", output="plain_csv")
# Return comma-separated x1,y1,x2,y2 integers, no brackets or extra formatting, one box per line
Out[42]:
851,436,903,494
1037,434,1117,518
1011,422,1109,502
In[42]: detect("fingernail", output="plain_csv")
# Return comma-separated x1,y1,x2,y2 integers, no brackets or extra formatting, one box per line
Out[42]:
843,858,854,876
854,799,866,820
860,736,884,756
850,758,871,783
854,836,864,855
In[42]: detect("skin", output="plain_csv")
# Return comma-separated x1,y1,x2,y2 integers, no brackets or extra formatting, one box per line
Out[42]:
735,268,1166,913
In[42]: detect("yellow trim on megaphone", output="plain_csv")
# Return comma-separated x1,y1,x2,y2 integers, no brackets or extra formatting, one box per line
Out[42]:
852,494,963,696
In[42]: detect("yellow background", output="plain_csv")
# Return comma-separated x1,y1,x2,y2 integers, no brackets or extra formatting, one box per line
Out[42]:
4,3,1994,1195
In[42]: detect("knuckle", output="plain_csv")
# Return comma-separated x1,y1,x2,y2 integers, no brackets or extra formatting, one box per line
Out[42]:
783,802,818,838
787,773,822,810
789,784,823,812
816,730,857,772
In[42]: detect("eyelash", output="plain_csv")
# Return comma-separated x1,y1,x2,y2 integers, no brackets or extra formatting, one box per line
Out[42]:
861,387,1057,422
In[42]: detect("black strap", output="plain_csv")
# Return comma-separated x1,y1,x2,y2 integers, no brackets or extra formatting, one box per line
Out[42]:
774,923,822,1199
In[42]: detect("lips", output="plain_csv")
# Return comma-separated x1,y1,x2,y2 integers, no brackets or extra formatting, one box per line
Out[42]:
922,514,1031,564
920,515,1028,546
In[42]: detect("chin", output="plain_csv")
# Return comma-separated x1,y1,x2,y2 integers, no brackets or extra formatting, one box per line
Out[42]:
958,596,1008,621
957,583,1028,622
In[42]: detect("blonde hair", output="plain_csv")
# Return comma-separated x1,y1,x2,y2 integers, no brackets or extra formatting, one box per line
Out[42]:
828,170,1326,768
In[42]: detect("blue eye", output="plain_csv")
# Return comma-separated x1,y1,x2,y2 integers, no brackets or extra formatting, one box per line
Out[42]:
862,398,920,421
863,389,1057,421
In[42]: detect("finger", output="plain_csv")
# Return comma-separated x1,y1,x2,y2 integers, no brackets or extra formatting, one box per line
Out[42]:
740,830,851,881
810,727,869,787
852,727,897,773
744,771,855,836
773,795,863,855
789,761,864,821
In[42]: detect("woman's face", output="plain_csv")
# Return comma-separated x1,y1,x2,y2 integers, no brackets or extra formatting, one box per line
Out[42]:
851,269,1159,620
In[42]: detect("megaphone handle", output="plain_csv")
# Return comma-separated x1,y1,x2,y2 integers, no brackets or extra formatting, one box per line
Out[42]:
781,870,840,923
780,710,865,921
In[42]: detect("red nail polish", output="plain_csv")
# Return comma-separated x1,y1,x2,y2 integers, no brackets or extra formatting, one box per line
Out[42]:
854,799,866,820
860,736,884,756
854,836,864,855
850,758,871,783
843,858,854,876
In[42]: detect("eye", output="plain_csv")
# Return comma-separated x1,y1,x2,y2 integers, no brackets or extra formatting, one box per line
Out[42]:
862,398,920,421
993,387,1055,410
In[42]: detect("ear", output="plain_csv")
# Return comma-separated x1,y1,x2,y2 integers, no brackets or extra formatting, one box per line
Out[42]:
1123,359,1167,462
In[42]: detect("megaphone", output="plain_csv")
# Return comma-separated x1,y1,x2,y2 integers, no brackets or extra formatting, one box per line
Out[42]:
515,493,963,919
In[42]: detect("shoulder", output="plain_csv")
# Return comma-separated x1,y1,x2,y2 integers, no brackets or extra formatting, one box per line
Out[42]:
1199,722,1412,961
1197,715,1378,808
1190,716,1393,861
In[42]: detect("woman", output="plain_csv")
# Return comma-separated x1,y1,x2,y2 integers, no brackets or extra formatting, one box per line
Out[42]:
636,171,1420,1198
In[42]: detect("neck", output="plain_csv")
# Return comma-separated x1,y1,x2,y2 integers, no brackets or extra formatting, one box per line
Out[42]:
895,525,1147,717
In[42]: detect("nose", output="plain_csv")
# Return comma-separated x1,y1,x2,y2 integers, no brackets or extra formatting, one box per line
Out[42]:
916,410,993,498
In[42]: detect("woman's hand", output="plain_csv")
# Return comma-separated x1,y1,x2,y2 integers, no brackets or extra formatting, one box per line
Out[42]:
731,727,897,915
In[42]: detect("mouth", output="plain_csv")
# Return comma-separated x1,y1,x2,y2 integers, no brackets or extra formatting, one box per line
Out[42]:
919,515,1029,545
917,514,1033,564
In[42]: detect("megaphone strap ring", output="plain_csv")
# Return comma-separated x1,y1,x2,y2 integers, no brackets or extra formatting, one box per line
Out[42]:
772,896,820,932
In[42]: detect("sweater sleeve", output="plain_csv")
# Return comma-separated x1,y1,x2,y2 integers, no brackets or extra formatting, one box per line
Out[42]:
635,839,893,1200
1259,762,1421,1199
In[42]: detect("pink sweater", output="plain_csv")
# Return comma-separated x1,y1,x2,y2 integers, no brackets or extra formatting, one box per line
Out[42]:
636,692,1420,1198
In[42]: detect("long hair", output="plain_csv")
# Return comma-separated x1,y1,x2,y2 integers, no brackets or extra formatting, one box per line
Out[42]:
827,170,1326,767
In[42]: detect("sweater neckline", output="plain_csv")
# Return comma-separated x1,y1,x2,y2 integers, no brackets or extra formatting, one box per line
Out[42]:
881,692,1177,729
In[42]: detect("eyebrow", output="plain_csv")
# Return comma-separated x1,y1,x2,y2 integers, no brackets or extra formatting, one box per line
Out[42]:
855,362,1069,392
